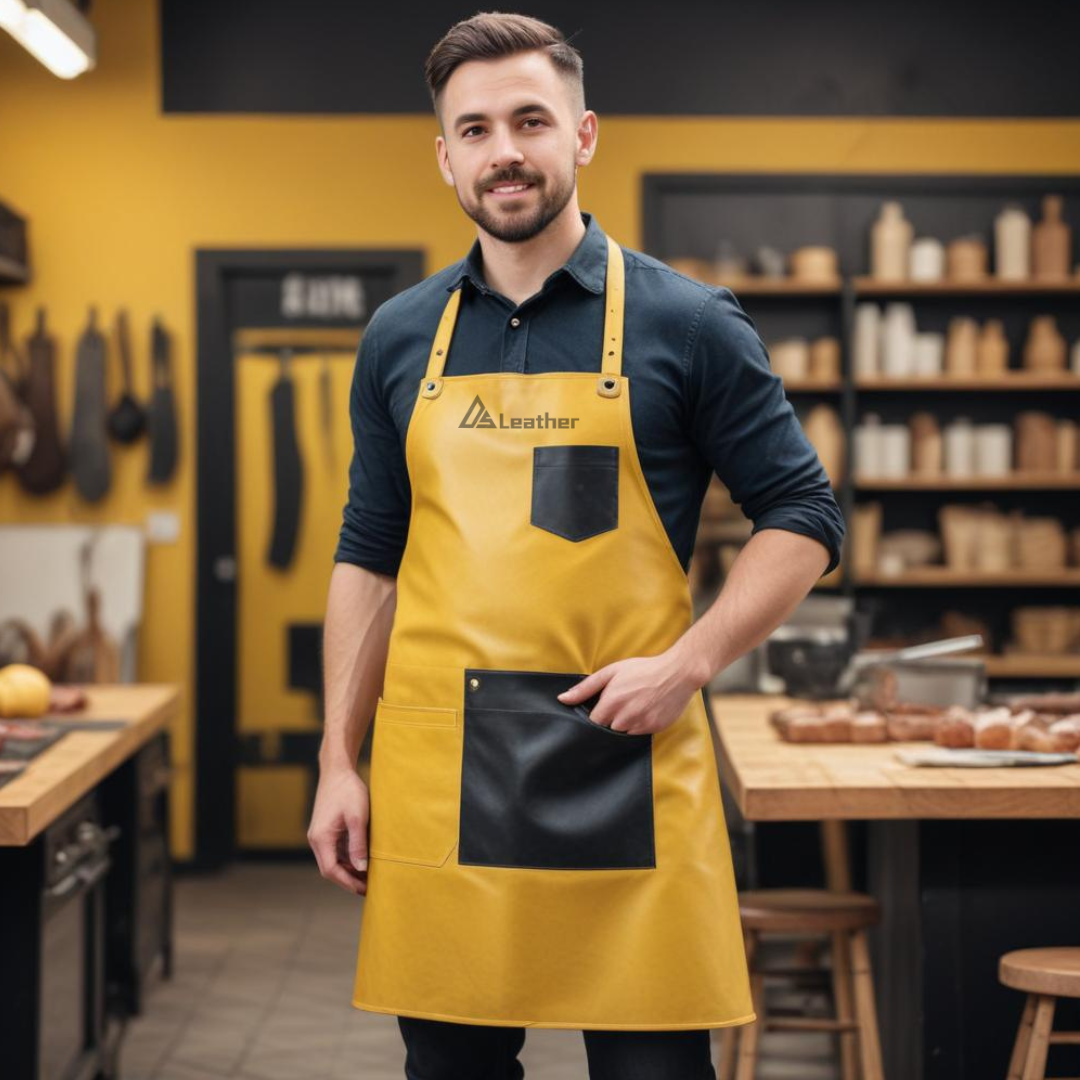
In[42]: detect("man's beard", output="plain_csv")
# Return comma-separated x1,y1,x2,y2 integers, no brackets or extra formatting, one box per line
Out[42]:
458,162,576,243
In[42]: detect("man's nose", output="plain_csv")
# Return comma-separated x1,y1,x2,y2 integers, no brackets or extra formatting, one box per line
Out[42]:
489,126,525,170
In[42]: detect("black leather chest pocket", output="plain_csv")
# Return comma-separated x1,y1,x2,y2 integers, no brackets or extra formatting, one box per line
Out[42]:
459,669,655,870
530,444,618,542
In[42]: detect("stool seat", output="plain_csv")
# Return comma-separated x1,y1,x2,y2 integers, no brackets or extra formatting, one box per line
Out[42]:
1000,948,1080,998
739,889,881,933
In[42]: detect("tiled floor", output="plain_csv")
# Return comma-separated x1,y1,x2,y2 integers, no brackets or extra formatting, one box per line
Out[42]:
119,863,837,1079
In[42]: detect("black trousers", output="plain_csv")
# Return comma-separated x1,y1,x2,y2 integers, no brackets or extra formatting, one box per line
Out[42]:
397,1016,718,1080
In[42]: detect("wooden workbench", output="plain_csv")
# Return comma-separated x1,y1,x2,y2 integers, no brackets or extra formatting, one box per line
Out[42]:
710,693,1080,821
0,684,179,846
709,692,1080,1080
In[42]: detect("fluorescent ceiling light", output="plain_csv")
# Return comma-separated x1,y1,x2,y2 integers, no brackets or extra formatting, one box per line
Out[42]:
0,0,27,32
0,0,96,79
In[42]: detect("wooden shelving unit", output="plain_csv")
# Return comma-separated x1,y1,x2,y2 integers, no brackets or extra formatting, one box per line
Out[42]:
644,172,1080,682
855,473,1080,490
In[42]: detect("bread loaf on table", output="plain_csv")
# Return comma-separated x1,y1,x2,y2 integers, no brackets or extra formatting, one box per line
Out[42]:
936,705,976,748
886,709,943,742
851,711,888,743
1048,714,1080,753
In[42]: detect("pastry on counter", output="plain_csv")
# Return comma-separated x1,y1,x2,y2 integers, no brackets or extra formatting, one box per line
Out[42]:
851,711,888,743
885,708,942,742
1005,691,1080,715
936,705,976,748
1048,715,1080,753
974,707,1024,750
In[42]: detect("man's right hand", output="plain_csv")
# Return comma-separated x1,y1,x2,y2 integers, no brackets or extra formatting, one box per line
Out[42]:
308,767,370,895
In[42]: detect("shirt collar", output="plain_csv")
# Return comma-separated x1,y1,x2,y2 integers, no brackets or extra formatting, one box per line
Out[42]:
446,211,607,297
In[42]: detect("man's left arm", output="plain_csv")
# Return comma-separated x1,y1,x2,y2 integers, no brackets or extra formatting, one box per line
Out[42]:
559,287,845,733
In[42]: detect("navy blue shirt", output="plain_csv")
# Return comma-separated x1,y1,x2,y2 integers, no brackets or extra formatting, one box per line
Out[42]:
334,212,844,577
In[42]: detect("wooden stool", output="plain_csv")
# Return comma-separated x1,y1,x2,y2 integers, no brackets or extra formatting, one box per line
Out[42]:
718,889,885,1080
1000,948,1080,1080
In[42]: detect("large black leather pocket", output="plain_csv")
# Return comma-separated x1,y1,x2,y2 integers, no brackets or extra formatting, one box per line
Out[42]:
530,444,618,542
459,669,655,870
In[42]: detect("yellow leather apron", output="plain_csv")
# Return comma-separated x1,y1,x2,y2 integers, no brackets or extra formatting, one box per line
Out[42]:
352,236,754,1031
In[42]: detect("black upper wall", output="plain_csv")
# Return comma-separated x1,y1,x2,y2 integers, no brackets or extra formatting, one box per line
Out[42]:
160,1,1080,117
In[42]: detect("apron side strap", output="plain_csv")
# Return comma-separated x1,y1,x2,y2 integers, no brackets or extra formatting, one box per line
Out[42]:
425,288,463,381
601,235,625,378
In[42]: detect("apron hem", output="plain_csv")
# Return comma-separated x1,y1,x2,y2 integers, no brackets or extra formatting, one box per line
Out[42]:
351,998,756,1031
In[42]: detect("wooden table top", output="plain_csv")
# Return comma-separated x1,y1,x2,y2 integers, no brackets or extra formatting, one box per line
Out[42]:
0,684,179,846
710,693,1080,822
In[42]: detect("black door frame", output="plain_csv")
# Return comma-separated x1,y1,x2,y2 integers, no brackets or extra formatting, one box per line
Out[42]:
193,248,424,870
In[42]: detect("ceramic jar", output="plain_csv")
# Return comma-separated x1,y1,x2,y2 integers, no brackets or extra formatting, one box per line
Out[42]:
974,424,1013,476
1015,411,1059,472
945,317,979,376
871,201,913,281
1023,316,1066,372
909,237,945,281
994,205,1032,280
790,246,839,283
977,319,1010,375
770,338,810,380
853,303,880,379
855,413,883,477
944,418,976,476
881,303,917,377
1032,195,1071,281
1056,420,1078,474
947,237,989,281
880,424,911,478
913,333,945,376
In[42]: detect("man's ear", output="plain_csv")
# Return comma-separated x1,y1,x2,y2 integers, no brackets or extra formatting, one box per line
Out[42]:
435,135,455,186
576,110,598,167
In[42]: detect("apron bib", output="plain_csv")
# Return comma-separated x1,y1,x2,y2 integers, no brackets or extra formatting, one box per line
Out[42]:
353,236,754,1031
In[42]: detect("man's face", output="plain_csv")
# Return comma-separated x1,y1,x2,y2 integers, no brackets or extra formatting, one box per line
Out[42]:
435,51,597,243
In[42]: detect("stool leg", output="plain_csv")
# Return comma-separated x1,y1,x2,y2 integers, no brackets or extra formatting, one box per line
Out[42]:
735,931,764,1080
1021,996,1056,1080
716,1025,739,1080
1007,995,1037,1080
831,930,858,1080
849,929,885,1080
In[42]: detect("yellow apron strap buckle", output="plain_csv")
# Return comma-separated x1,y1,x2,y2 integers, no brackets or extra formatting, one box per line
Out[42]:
425,288,463,381
601,235,625,379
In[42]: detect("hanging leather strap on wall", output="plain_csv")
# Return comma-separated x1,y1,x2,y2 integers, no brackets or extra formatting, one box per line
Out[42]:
17,308,66,494
69,308,112,502
266,349,303,570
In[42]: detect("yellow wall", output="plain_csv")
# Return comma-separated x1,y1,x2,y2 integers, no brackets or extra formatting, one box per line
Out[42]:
1,0,1078,860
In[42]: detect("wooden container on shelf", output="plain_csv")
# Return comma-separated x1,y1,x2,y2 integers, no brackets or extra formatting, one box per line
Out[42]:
852,502,882,578
1032,195,1072,281
1023,315,1067,372
1014,514,1067,570
910,412,943,475
977,319,1009,374
1015,411,1059,472
665,257,715,285
939,504,982,570
945,316,979,375
870,201,913,280
789,246,839,283
973,509,1013,573
1012,606,1079,655
1057,420,1079,474
804,403,845,486
946,237,989,281
809,336,841,380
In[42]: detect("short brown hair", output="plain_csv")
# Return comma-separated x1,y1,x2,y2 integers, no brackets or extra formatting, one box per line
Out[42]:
425,12,585,123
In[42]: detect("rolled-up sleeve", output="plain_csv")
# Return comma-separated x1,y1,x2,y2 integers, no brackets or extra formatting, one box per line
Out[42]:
333,310,411,576
686,287,845,575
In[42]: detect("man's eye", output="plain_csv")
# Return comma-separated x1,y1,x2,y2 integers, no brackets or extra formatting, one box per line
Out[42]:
523,118,545,128
463,126,483,137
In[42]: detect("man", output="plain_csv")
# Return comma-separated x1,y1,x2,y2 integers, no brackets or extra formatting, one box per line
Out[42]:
309,12,844,1080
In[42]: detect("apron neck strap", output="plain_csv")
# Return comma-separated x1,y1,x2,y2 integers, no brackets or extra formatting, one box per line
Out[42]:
424,232,626,382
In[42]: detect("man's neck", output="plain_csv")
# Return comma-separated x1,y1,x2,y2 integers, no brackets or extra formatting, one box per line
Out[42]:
475,202,587,307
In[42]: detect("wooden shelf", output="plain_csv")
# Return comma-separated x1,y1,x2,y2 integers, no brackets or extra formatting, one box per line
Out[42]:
855,473,1080,490
985,655,1080,679
853,276,1080,296
720,278,842,296
782,378,843,392
857,569,1080,587
856,374,1080,391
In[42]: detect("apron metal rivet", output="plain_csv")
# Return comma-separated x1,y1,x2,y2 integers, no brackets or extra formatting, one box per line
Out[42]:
604,379,615,389
426,381,436,391
468,677,480,691
436,349,444,356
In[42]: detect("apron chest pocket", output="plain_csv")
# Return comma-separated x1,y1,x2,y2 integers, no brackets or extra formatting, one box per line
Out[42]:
459,669,655,870
368,700,459,867
530,444,619,542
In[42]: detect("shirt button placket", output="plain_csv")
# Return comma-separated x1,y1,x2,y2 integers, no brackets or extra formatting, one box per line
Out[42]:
505,314,527,372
